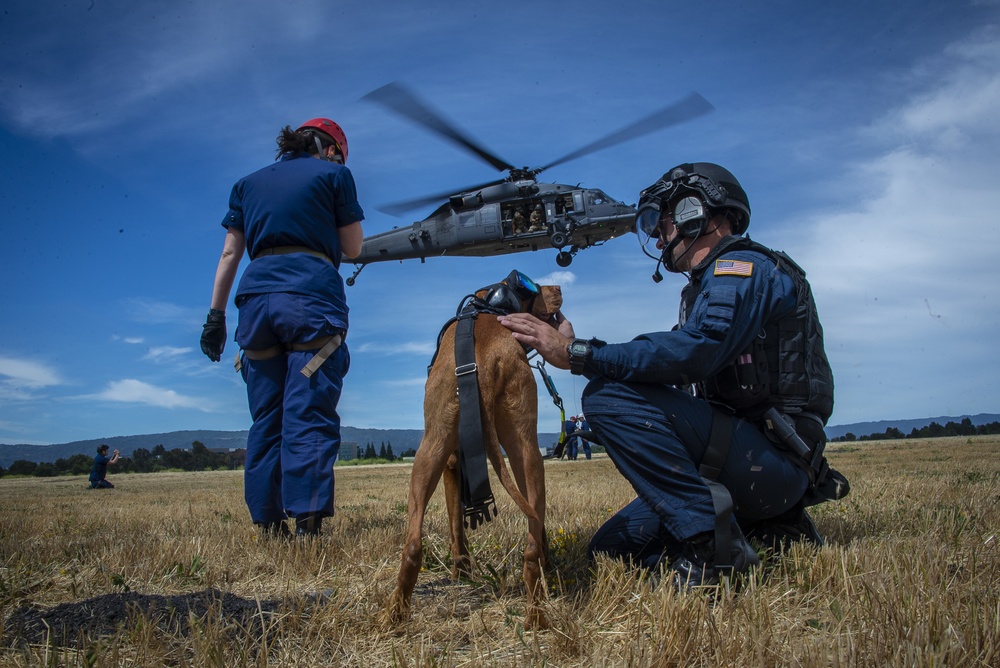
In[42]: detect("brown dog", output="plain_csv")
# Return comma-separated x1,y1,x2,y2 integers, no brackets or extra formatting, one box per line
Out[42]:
385,280,563,629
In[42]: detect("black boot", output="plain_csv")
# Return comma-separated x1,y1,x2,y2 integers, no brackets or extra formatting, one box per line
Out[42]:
744,503,824,555
295,514,322,537
670,525,759,590
255,520,291,539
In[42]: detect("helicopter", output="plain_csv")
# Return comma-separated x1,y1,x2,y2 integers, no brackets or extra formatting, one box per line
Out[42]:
344,82,714,286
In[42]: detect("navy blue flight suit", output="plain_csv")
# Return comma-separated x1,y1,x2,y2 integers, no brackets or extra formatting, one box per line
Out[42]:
223,152,364,527
582,238,812,568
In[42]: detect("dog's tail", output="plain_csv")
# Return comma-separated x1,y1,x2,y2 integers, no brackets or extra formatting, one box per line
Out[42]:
485,449,540,522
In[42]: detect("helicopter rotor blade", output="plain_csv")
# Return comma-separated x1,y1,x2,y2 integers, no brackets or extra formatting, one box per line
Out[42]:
362,82,515,173
377,177,509,217
538,92,715,173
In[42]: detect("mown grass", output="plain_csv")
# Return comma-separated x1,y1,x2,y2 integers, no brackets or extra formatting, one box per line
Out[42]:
0,436,998,666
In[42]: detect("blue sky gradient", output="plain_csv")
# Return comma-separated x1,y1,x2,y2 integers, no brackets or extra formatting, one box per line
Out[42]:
2,0,998,444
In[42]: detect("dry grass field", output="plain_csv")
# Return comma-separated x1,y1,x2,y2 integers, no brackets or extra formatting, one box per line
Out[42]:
1,435,998,667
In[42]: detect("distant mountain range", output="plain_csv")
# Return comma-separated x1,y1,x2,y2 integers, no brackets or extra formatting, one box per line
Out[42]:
1,414,998,468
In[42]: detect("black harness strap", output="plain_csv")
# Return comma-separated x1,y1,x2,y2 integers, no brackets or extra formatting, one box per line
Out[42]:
699,409,735,571
427,286,529,530
454,312,496,529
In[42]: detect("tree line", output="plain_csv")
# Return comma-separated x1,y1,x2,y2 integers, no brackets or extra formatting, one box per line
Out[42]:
0,439,419,479
0,441,246,479
8,423,993,478
831,418,1000,442
357,441,417,462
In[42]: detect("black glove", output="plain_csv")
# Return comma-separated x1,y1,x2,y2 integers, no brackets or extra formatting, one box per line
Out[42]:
200,309,227,362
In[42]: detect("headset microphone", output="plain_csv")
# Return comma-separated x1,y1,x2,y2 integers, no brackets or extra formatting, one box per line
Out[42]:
655,234,686,279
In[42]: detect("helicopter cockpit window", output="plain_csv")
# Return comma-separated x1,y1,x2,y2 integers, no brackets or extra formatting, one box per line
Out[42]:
589,191,608,205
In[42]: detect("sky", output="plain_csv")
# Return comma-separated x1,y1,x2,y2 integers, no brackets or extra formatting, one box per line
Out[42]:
1,0,999,445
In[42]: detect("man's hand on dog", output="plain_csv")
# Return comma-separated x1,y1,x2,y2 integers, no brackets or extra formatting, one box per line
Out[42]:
498,311,576,369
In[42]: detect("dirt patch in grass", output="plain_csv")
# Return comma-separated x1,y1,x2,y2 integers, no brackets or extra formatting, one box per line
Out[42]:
4,588,284,648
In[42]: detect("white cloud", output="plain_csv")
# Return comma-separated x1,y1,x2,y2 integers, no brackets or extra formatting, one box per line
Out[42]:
893,28,1000,142
799,28,1000,307
355,341,437,356
0,356,64,391
786,27,1000,423
0,2,383,145
85,379,209,411
143,346,193,362
122,299,198,326
535,270,577,287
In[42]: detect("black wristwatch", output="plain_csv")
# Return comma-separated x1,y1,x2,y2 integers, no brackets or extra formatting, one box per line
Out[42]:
567,338,592,375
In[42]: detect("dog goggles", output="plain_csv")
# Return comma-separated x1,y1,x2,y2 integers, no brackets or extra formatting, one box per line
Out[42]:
505,270,540,301
478,270,540,315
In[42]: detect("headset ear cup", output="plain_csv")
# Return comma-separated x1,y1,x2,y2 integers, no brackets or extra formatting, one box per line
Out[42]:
672,196,708,237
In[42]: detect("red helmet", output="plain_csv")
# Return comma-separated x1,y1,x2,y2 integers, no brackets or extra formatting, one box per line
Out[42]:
297,118,348,163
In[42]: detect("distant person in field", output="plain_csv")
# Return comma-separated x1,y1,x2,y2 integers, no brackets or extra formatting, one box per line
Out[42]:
89,444,120,489
200,117,365,538
563,415,579,460
577,413,592,460
500,162,849,589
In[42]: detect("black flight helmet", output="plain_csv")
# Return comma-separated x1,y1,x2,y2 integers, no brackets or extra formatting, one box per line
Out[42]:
637,162,750,245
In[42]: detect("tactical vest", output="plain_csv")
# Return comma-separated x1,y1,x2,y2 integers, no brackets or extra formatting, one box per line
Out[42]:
681,236,835,424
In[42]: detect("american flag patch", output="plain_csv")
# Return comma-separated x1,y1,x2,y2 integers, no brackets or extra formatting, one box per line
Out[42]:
714,259,754,277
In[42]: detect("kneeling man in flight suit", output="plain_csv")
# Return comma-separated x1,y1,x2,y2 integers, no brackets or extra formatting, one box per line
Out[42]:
499,162,846,588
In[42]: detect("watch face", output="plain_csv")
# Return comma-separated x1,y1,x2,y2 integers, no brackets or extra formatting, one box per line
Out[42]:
570,341,588,355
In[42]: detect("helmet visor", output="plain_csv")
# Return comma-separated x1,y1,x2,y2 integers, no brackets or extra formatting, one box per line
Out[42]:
636,199,664,260
636,199,663,240
636,174,678,242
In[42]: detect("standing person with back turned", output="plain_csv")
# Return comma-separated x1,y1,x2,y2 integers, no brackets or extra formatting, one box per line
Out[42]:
499,162,848,588
200,118,365,538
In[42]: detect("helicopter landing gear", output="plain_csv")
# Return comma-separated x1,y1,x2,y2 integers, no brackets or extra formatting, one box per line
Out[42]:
346,263,367,286
549,231,568,248
556,251,573,267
